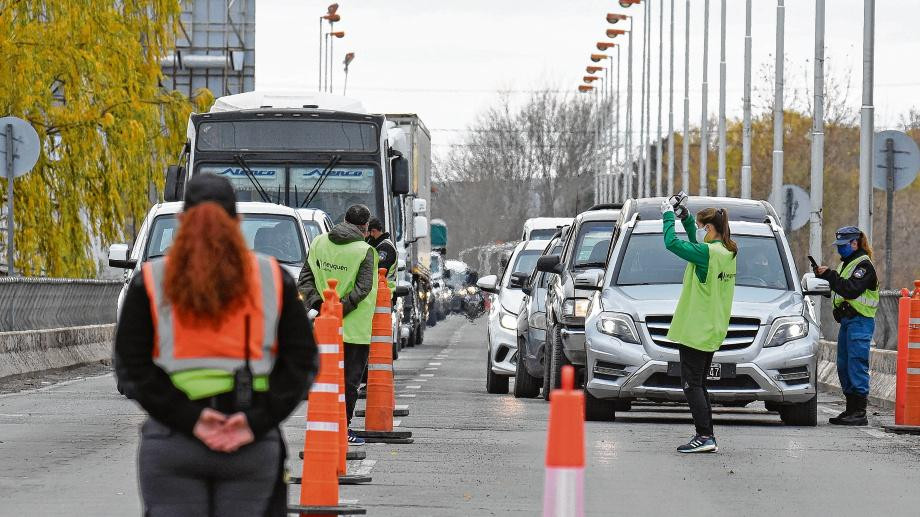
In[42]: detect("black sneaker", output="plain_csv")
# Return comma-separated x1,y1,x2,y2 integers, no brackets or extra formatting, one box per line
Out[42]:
677,435,718,453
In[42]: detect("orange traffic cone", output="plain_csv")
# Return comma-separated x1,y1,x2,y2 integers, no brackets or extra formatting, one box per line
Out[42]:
298,288,340,509
543,365,584,517
324,279,348,475
355,269,412,444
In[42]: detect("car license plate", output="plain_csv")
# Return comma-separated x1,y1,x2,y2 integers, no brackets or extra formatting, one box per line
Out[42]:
707,363,722,381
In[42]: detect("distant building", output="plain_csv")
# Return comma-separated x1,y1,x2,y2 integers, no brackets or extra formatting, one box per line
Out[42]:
160,0,255,97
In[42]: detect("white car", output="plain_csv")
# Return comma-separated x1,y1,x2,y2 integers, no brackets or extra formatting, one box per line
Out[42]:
296,208,334,245
477,239,547,394
522,217,573,242
108,202,310,316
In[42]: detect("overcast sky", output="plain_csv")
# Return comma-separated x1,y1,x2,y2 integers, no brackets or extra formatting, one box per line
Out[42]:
256,1,920,160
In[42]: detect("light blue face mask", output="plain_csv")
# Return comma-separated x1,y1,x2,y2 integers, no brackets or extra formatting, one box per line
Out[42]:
697,226,709,243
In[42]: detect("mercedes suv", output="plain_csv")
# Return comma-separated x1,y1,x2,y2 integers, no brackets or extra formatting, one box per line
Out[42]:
581,197,827,425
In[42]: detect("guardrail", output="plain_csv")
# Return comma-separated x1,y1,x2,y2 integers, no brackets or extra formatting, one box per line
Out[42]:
820,290,901,351
0,277,122,332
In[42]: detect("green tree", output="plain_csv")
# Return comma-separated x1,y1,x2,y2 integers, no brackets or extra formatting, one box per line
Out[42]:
0,1,211,277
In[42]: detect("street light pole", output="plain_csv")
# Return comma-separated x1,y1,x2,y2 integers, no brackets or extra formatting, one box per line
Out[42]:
616,47,622,201
858,0,875,239
810,0,825,326
700,0,710,196
717,0,727,197
667,0,675,195
656,0,664,197
682,0,690,193
741,0,752,198
639,6,648,198
644,0,652,198
627,27,634,197
772,0,785,227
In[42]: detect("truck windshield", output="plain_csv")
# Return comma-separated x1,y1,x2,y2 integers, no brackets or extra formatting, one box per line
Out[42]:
528,228,558,240
615,233,789,290
196,120,378,153
145,214,306,265
572,221,614,268
196,164,381,223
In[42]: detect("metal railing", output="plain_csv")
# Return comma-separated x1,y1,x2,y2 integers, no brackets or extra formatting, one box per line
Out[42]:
0,277,122,332
820,290,901,351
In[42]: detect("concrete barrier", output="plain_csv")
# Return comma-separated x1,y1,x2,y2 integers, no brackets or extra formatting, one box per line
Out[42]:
0,324,114,379
817,339,896,408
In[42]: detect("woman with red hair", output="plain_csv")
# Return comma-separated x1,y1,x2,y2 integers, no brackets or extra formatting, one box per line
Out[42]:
115,174,316,516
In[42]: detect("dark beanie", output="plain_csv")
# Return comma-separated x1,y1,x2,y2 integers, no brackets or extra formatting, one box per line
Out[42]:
183,174,237,217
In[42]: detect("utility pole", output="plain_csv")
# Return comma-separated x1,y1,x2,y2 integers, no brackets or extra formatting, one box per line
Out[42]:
700,0,710,196
644,0,652,197
717,0,727,197
741,0,752,199
626,28,634,198
639,3,648,198
682,0,690,193
656,0,664,197
858,0,875,239
811,0,825,326
772,0,785,227
667,0,675,195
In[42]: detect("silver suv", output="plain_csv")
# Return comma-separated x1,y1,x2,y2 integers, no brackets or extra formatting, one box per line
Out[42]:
581,197,827,426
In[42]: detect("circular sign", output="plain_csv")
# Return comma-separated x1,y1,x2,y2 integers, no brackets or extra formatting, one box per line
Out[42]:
770,184,812,231
873,130,920,191
0,116,41,177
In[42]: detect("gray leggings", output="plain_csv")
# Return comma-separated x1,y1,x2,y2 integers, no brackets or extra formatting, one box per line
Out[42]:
138,418,281,517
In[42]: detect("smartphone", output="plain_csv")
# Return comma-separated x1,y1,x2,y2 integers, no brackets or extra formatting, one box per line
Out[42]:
807,255,819,270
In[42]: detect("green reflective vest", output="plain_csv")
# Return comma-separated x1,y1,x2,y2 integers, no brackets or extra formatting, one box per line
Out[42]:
308,234,379,344
667,242,737,352
832,254,879,318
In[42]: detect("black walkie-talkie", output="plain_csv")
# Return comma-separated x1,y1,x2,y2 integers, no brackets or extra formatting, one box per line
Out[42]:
234,315,254,411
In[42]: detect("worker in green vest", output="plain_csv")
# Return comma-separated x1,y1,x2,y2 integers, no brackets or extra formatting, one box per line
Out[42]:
298,204,379,446
815,226,879,426
661,201,738,454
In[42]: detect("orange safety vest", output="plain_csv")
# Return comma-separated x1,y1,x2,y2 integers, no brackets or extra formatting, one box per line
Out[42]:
142,253,283,398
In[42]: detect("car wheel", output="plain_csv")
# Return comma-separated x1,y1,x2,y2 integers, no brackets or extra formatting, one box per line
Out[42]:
415,322,424,346
392,340,400,361
513,341,540,398
427,306,438,327
548,324,571,392
722,401,750,408
585,391,616,421
614,400,632,412
542,340,552,401
764,401,781,413
486,347,509,394
779,395,818,426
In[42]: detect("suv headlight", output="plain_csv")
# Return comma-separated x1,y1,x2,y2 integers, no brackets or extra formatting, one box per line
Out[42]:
596,312,640,344
500,312,518,330
764,316,808,348
528,311,547,330
562,298,590,319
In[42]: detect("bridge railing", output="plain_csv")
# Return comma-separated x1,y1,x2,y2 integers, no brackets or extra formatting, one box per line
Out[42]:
820,290,901,350
0,277,122,332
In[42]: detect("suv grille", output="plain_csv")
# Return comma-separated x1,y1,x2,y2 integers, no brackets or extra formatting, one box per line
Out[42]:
645,316,760,351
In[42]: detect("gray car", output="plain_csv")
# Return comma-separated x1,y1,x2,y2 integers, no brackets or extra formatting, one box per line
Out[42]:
580,197,828,425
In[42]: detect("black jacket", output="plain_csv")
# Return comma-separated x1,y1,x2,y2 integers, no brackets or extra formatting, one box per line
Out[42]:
114,269,317,438
297,222,376,315
367,232,397,273
818,249,878,299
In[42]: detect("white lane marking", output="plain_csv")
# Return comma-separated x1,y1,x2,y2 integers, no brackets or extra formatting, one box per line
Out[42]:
406,385,422,389
398,393,417,398
412,379,428,382
428,362,442,366
393,419,401,427
864,429,889,439
0,413,26,417
425,367,439,371
340,499,360,505
420,373,435,377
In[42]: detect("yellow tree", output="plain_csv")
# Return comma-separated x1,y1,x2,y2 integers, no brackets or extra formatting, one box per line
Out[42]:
0,0,211,277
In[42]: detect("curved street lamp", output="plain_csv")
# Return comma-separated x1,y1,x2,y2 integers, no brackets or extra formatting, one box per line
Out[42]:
597,41,616,51
590,53,607,63
619,0,641,7
343,51,355,95
586,66,604,74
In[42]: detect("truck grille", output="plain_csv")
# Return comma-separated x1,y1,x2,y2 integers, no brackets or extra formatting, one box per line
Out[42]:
644,315,761,351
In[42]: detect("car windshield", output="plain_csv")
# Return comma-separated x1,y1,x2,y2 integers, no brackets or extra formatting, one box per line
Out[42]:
528,228,558,240
615,233,789,290
146,214,306,265
572,221,614,268
302,221,323,244
504,249,542,288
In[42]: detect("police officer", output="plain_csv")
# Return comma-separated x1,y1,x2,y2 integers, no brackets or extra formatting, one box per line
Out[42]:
298,204,379,446
661,201,738,453
115,174,317,516
366,217,397,287
815,226,879,426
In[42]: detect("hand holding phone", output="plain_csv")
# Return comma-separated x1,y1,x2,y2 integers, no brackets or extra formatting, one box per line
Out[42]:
807,255,819,271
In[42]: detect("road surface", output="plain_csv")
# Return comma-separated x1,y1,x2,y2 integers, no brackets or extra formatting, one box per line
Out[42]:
2,315,919,516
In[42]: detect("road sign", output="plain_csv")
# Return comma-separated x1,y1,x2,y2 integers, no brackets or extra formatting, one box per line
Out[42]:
781,184,811,231
873,130,920,191
1,116,40,276
0,117,40,177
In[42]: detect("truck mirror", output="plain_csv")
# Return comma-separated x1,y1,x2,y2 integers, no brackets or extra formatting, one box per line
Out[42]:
391,155,410,195
164,165,187,202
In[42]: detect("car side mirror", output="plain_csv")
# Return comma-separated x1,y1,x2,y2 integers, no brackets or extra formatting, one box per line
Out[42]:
476,274,499,294
393,285,411,298
164,165,186,202
802,272,831,297
509,272,529,289
522,286,532,296
536,254,562,274
397,258,407,272
108,243,137,269
391,154,410,195
574,270,604,291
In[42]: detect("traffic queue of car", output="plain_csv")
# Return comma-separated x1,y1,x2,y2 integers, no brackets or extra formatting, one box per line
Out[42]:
478,197,830,427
